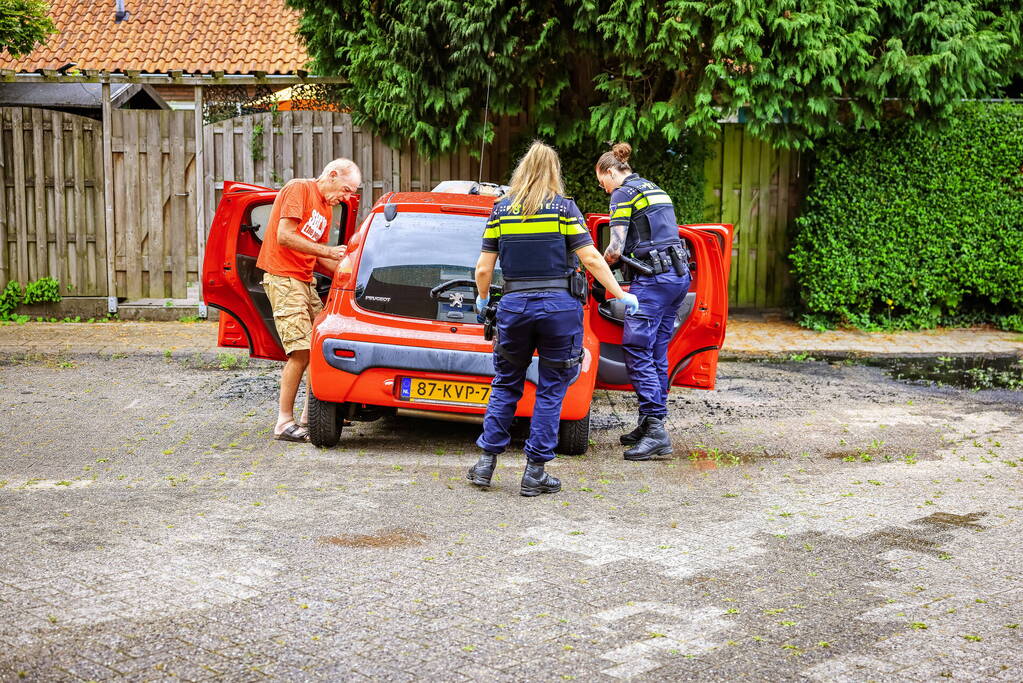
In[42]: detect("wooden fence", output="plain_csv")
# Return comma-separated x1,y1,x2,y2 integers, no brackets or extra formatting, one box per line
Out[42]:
703,128,805,310
110,110,198,300
1,105,800,309
0,108,107,296
203,111,527,226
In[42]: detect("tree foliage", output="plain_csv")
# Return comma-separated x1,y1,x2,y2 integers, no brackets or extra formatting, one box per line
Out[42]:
287,0,1023,155
790,102,1023,331
0,0,56,58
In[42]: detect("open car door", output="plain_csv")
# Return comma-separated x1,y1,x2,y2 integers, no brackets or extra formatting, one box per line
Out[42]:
585,215,733,390
202,181,360,361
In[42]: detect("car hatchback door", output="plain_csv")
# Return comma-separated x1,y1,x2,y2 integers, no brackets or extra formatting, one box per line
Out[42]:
202,181,360,360
584,215,733,390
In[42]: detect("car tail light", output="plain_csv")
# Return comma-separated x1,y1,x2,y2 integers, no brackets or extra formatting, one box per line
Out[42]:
332,253,357,290
334,348,356,359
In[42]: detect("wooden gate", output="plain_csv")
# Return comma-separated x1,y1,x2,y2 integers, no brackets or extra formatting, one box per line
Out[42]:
0,107,108,296
703,127,805,310
109,110,198,300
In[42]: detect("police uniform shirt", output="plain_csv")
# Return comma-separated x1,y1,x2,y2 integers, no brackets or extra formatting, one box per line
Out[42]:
481,196,593,279
608,174,679,255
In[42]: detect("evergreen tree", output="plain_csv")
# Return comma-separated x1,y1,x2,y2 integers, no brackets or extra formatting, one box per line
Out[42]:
287,0,1023,155
0,0,56,58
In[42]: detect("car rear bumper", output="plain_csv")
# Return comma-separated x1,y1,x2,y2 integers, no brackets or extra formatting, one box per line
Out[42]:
310,337,591,420
322,338,580,387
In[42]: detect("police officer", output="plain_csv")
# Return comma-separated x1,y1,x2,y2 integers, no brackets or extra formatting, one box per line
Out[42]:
469,141,639,496
595,142,691,460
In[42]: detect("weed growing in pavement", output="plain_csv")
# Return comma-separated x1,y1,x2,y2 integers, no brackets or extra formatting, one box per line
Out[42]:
217,353,240,370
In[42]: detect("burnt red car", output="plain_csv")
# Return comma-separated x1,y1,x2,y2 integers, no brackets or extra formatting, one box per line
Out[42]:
203,181,733,454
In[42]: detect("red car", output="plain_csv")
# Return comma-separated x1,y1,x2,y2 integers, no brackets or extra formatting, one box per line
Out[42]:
203,181,733,454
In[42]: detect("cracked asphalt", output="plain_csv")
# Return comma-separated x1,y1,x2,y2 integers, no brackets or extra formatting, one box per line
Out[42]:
1,354,1021,681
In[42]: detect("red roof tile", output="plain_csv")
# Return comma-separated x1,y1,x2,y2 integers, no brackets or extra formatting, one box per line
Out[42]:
0,0,310,74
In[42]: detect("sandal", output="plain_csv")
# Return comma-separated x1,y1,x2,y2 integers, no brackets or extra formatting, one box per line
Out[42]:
274,422,309,442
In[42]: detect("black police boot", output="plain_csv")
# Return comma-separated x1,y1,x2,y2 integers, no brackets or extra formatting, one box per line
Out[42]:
520,460,561,497
619,415,650,446
467,452,497,487
623,417,673,460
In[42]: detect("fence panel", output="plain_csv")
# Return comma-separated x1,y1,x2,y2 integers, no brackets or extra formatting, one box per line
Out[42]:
204,111,526,227
702,125,805,309
0,107,107,296
109,109,197,300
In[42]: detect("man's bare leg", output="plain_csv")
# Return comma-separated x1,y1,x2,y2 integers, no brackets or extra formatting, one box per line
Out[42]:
275,349,310,435
299,368,310,426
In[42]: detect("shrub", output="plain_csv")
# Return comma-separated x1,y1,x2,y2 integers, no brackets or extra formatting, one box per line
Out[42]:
505,133,709,220
0,277,62,321
791,102,1023,329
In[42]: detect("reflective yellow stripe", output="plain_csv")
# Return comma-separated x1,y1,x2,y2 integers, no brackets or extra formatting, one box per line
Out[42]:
483,226,500,239
560,223,588,236
496,221,561,235
611,207,632,220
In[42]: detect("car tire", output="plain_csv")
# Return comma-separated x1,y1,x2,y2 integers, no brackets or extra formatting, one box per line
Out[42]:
308,393,342,448
557,410,591,456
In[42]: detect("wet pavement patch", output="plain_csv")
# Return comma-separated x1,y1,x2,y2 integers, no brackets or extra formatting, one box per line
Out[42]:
212,374,279,400
867,355,1023,390
914,511,988,530
318,529,428,548
590,412,629,431
681,449,784,470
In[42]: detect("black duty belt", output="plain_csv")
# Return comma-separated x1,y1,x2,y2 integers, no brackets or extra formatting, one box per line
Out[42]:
625,244,689,277
501,277,571,294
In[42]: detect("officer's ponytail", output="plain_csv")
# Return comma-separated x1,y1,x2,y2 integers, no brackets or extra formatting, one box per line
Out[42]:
507,141,565,216
596,142,632,174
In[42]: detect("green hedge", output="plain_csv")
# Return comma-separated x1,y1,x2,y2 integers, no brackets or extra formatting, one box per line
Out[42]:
503,134,708,221
790,102,1023,331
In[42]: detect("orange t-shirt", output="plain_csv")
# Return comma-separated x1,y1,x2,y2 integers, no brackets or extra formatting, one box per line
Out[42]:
256,179,331,282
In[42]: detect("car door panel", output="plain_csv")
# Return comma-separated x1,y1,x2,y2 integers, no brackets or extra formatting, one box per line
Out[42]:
583,215,732,391
203,181,359,360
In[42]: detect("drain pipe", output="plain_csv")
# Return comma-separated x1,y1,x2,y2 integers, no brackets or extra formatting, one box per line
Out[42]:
115,0,129,22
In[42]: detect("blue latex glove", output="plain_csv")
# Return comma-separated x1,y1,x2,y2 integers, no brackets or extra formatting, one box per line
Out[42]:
620,292,640,315
475,295,490,323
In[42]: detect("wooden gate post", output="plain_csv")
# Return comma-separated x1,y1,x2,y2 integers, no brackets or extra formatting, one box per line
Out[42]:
193,85,207,318
101,83,117,313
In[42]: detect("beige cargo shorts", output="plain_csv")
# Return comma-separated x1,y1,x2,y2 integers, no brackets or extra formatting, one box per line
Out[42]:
261,273,324,354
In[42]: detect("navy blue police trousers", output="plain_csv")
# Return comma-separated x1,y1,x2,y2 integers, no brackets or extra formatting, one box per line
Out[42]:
476,290,583,462
622,270,691,419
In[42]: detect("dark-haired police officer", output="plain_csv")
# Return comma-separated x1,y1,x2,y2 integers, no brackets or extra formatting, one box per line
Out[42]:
470,141,638,496
595,142,691,460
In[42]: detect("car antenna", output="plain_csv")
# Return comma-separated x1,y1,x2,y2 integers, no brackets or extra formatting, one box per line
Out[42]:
477,69,492,185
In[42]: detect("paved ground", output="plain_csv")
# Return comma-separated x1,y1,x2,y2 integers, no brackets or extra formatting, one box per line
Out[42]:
1,317,1022,360
1,350,1021,681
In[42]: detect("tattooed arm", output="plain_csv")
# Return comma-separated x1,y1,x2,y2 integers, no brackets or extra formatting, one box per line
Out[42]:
603,186,634,264
603,225,627,264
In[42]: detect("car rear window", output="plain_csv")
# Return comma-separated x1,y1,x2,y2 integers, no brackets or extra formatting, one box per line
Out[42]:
355,211,503,322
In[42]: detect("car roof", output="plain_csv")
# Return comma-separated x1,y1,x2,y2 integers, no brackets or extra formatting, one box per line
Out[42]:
375,191,497,213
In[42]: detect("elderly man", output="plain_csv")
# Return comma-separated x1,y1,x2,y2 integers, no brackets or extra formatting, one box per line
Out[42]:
256,159,362,441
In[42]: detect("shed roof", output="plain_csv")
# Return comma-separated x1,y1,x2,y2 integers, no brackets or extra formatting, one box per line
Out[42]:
0,82,167,109
0,0,309,75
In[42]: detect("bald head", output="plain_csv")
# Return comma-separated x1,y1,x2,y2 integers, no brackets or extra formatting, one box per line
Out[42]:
320,158,361,184
317,158,362,205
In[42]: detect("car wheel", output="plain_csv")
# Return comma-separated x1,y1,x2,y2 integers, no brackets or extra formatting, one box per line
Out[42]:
308,393,342,448
557,410,591,456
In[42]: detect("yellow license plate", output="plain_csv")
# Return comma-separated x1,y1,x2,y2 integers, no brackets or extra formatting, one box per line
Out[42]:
399,377,491,406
